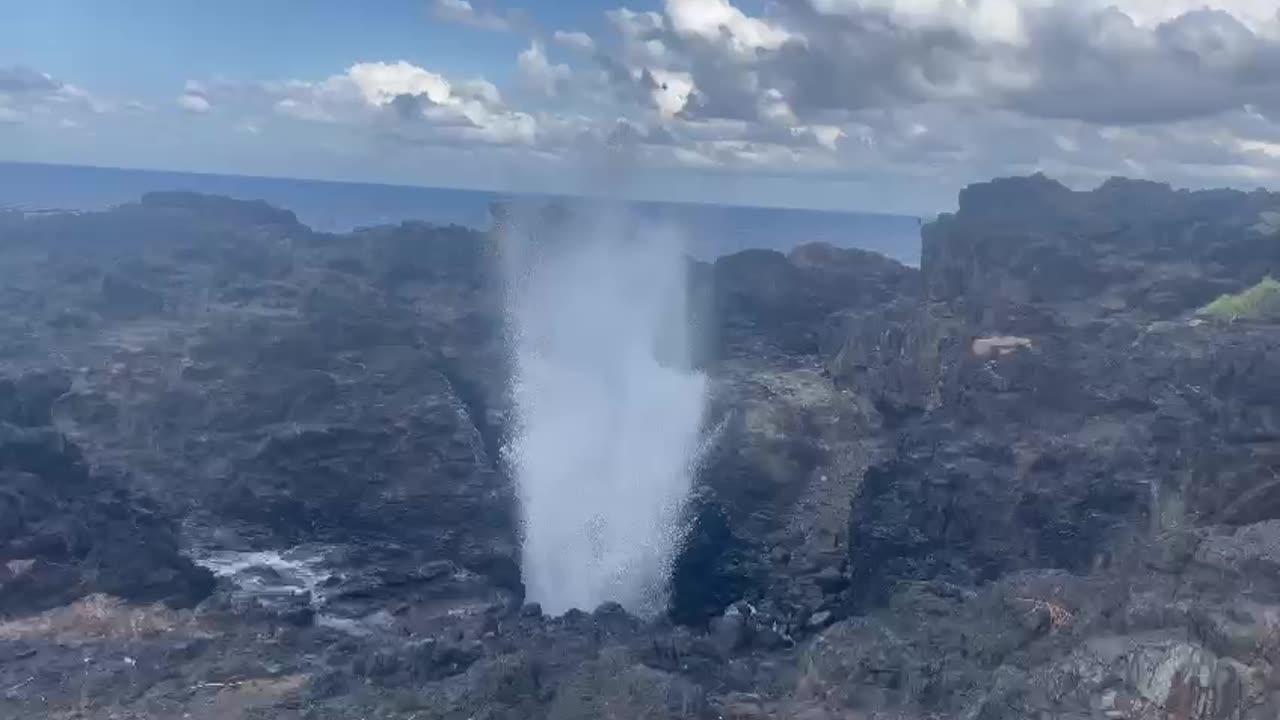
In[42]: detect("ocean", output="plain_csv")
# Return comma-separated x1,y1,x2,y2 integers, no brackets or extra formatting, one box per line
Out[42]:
0,161,921,265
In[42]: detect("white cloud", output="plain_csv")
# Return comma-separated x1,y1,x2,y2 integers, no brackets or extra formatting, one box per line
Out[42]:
347,62,454,105
431,0,512,31
241,61,541,146
554,30,597,52
607,8,666,37
171,0,1280,202
456,78,503,106
586,0,1280,195
0,65,108,124
636,0,1280,128
177,93,211,113
648,69,695,117
665,0,794,52
518,41,571,97
1104,0,1279,31
809,0,1032,45
274,97,333,122
808,124,845,151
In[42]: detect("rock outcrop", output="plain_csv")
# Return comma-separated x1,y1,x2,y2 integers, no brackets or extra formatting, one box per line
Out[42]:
0,371,213,617
5,177,1280,719
823,175,1280,719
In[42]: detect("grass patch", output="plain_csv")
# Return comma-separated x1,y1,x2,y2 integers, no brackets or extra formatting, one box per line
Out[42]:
1199,276,1280,321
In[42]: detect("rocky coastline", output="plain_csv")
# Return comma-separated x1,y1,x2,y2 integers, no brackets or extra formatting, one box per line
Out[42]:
3,176,1280,718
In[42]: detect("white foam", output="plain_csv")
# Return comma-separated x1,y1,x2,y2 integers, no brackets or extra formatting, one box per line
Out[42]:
191,547,331,602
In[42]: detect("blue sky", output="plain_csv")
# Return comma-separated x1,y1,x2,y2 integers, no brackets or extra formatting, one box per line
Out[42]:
2,0,1280,213
4,1,549,95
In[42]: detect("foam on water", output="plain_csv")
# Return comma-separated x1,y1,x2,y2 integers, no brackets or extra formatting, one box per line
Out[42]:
188,545,397,636
192,547,331,600
501,206,708,616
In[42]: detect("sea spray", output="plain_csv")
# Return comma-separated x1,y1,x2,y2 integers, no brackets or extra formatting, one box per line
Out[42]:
500,204,708,616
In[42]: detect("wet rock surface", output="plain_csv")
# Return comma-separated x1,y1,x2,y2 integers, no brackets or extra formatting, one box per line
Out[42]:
3,177,1280,718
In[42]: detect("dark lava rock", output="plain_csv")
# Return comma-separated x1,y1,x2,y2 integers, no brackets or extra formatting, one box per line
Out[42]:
848,418,1147,608
701,242,916,363
546,647,708,720
353,638,484,684
0,372,213,616
100,272,164,319
139,191,303,228
8,180,1280,719
669,497,754,628
0,371,72,428
923,174,1280,328
709,604,749,656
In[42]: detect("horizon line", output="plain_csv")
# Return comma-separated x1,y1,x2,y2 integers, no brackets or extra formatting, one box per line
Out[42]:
0,159,926,221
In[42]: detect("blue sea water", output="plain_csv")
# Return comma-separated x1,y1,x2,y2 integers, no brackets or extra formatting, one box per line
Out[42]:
0,161,921,265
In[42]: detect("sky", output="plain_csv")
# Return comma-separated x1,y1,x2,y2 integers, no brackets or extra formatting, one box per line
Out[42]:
3,0,1280,214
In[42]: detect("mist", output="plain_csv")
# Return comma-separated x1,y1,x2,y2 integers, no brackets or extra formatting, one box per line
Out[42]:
500,204,709,616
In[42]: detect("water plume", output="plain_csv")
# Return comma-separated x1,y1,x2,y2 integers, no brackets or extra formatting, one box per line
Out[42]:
499,203,708,616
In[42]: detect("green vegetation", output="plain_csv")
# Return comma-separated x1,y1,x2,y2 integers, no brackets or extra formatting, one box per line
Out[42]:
1199,276,1280,322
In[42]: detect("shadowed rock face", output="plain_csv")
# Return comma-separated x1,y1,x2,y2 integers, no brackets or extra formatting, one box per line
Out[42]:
823,176,1280,719
923,174,1280,330
848,178,1280,610
0,195,523,626
0,370,214,617
702,244,917,363
7,178,1280,719
670,242,915,632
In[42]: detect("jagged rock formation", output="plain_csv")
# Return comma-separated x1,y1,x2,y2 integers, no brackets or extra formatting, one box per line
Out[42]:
1,193,520,628
4,176,1280,718
817,175,1280,719
668,243,915,633
0,370,213,617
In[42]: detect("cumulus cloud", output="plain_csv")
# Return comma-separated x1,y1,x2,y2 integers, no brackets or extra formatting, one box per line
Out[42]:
178,93,212,113
665,0,794,53
178,81,213,113
661,0,1280,126
607,8,666,38
175,0,1280,202
431,0,513,31
648,69,695,118
199,61,547,147
1104,0,1280,31
0,65,106,124
550,0,1280,192
518,41,571,97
